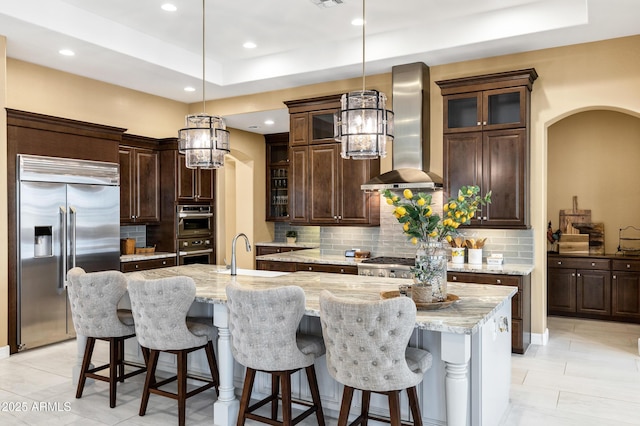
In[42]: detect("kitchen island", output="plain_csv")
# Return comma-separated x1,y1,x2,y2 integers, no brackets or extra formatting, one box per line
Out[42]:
73,264,516,426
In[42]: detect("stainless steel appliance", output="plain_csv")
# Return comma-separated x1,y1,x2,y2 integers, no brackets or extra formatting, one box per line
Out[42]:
17,154,120,351
178,237,214,265
357,257,414,279
177,205,213,238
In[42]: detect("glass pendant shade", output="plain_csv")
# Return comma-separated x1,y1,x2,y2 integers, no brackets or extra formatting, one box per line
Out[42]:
178,113,230,169
334,90,394,160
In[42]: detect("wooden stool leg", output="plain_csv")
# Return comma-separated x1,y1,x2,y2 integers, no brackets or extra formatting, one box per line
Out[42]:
305,365,325,426
177,350,188,426
117,337,125,382
338,386,355,426
388,390,401,426
237,368,257,426
407,386,423,426
76,337,96,399
139,349,159,417
281,372,293,426
271,373,280,420
361,390,371,426
108,337,118,408
204,340,219,396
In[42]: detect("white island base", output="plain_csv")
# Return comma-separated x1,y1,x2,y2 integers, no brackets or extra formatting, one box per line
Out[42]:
73,266,514,426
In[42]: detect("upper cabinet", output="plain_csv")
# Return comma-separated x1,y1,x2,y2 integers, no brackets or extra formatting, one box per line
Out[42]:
265,133,290,221
437,69,537,229
120,134,160,224
284,95,380,226
175,154,215,202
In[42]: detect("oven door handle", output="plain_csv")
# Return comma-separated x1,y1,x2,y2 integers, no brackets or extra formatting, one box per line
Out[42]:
178,213,213,218
179,248,214,256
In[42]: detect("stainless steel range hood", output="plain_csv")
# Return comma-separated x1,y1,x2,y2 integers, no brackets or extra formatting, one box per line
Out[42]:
361,62,443,191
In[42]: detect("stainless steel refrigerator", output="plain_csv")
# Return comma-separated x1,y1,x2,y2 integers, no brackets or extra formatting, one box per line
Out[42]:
17,154,120,351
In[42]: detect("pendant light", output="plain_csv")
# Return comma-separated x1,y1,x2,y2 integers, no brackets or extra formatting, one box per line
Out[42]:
334,0,393,160
178,0,230,169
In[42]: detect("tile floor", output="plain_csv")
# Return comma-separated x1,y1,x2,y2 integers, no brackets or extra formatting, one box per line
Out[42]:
1,316,639,425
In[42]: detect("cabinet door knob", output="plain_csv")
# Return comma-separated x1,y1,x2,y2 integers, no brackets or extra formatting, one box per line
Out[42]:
577,273,581,277
340,268,345,273
627,264,631,269
591,262,596,267
482,121,487,125
452,276,457,281
613,275,617,279
276,248,281,253
558,261,562,265
571,273,575,276
308,266,313,271
476,121,481,126
496,279,502,284
162,261,167,265
135,265,139,269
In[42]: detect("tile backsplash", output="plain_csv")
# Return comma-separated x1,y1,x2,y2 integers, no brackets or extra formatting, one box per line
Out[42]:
274,191,534,265
120,225,146,248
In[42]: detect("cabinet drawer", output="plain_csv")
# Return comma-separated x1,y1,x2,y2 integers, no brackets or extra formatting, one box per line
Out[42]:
256,260,297,272
121,257,176,272
611,259,640,272
448,272,521,287
297,263,358,275
256,246,303,256
549,257,610,270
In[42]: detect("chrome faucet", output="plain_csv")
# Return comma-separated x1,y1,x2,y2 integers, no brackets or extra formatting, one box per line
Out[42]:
231,233,251,276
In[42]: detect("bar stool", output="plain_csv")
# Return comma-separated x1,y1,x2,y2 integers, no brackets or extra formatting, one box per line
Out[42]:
67,267,148,408
319,290,433,426
225,281,325,426
127,274,220,426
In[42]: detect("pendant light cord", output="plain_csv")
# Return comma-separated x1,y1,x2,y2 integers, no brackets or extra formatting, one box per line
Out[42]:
361,0,366,93
202,0,206,114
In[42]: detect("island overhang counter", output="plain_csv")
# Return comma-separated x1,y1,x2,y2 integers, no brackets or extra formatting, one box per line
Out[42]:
72,264,516,426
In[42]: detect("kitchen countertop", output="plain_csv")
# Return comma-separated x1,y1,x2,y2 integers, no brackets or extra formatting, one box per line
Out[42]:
257,248,533,275
127,264,516,335
120,252,176,262
255,241,319,249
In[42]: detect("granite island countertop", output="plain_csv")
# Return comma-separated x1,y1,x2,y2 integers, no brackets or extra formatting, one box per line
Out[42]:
120,252,177,262
256,248,533,275
127,264,516,335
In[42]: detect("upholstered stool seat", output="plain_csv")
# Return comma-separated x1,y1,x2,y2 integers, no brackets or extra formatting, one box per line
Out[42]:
67,267,148,408
319,290,433,426
226,282,325,426
127,274,220,426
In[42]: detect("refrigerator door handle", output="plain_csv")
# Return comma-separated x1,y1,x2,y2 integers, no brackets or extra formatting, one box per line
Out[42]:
60,206,67,291
70,206,77,270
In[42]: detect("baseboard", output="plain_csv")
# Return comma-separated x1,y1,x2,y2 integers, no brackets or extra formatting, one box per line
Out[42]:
531,328,549,346
0,345,10,360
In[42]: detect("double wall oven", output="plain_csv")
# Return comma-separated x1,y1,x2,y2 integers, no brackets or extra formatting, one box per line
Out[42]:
177,205,214,265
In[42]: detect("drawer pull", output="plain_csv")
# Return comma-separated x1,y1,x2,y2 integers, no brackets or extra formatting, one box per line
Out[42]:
135,265,139,269
627,264,631,269
591,262,596,267
577,273,581,277
572,273,575,277
557,261,562,265
308,266,313,271
452,276,458,281
496,279,502,284
277,248,281,253
613,275,617,279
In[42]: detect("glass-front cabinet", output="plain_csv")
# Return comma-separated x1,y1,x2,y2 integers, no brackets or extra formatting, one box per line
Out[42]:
443,87,527,133
265,133,290,221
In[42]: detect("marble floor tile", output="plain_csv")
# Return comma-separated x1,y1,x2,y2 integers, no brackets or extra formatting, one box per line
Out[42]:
556,391,640,424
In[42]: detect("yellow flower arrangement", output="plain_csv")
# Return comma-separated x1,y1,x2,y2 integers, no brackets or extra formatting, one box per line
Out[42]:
382,185,491,244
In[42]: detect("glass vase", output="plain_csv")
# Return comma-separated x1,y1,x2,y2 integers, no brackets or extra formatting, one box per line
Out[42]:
413,239,448,303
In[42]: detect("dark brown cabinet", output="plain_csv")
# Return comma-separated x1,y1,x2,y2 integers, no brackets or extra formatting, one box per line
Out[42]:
547,256,612,319
256,259,357,275
120,256,177,272
255,245,307,256
176,154,215,202
265,133,290,221
285,95,379,226
448,271,531,354
437,69,537,229
611,260,640,320
119,136,160,224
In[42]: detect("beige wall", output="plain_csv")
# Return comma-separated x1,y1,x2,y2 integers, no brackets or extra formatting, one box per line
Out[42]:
3,34,640,349
548,110,640,254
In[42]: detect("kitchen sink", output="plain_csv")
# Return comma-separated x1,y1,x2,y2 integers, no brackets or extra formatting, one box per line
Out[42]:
215,268,289,278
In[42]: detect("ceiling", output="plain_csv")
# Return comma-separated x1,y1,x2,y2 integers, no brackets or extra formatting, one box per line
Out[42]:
1,0,639,134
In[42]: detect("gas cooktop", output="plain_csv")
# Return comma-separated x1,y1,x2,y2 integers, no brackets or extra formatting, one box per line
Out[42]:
360,256,414,266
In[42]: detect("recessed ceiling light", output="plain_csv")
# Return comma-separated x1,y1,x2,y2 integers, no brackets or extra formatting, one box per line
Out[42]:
161,4,177,12
351,18,364,26
184,86,196,92
264,119,275,125
59,49,75,56
243,41,257,49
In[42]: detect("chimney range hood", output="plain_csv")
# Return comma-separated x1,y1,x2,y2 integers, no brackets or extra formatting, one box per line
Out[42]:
361,62,443,191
